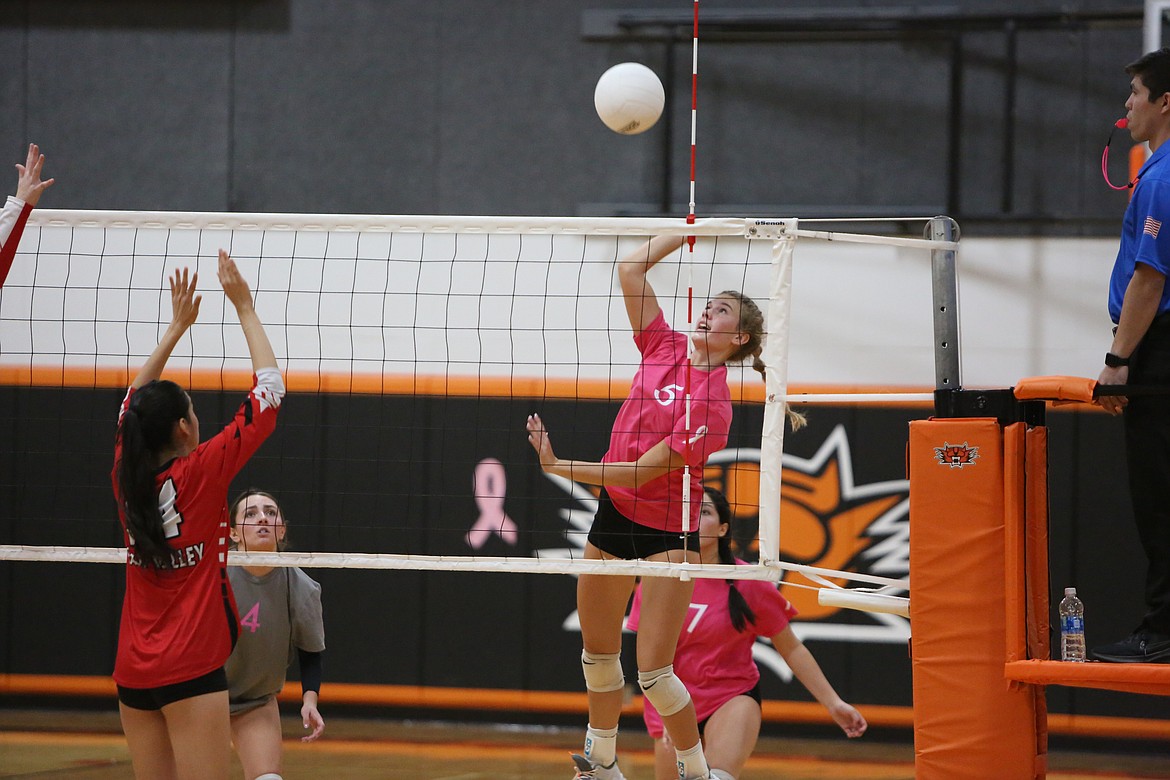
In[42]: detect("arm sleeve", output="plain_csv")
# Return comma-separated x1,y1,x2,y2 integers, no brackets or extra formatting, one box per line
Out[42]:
0,196,32,290
297,649,323,695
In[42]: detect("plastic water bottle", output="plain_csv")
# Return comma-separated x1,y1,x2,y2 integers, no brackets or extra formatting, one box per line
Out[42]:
1059,587,1086,662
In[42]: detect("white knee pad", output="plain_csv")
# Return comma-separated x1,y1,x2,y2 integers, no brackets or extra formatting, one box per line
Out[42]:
711,770,736,780
581,650,625,693
637,664,691,717
254,774,283,780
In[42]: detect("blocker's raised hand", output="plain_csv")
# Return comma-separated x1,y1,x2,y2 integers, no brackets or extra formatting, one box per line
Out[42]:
168,267,201,332
14,143,54,207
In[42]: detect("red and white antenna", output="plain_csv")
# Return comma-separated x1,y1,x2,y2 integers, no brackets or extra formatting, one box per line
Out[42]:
682,0,699,537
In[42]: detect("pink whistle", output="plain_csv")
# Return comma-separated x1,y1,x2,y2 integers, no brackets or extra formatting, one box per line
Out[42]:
1115,118,1129,129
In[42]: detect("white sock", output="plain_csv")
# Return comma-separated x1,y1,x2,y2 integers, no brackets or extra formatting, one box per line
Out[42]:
710,770,735,780
584,724,618,767
675,740,710,779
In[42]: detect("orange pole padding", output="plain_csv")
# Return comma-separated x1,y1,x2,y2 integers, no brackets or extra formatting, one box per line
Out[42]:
1004,423,1028,665
1004,659,1170,696
909,418,1043,780
1024,426,1051,666
1022,424,1050,776
1012,376,1096,405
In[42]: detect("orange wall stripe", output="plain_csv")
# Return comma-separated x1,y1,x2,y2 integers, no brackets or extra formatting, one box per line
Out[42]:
0,364,939,404
3,674,1168,739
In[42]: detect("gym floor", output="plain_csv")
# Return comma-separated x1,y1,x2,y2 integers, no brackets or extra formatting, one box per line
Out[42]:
1,709,1168,779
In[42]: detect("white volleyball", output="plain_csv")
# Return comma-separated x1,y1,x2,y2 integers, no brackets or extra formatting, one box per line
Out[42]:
594,62,665,135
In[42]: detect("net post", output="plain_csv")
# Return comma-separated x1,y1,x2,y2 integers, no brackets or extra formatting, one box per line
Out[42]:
929,216,962,392
752,219,797,567
1145,0,1170,53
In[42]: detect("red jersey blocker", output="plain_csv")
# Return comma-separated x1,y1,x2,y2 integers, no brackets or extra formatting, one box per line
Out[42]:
111,371,283,689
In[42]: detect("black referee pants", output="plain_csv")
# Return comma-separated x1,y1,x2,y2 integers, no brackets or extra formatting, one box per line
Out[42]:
1124,313,1170,635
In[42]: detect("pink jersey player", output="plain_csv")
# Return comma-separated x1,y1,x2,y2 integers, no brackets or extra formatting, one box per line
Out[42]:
526,236,778,780
628,487,867,780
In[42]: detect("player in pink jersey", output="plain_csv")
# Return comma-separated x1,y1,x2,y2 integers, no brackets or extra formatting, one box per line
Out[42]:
0,143,54,289
527,235,774,780
628,487,867,780
112,251,283,780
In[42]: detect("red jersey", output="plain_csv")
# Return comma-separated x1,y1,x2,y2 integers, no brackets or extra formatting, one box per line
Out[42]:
627,565,797,738
604,311,731,532
111,369,283,688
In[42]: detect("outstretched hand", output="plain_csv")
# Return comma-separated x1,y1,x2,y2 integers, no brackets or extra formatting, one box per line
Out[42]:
217,249,254,312
829,701,868,738
168,267,202,332
526,413,558,472
15,143,54,207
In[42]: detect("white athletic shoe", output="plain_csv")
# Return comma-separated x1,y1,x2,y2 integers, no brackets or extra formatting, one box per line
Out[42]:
570,753,627,780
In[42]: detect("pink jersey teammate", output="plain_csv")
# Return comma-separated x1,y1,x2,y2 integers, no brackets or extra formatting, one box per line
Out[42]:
628,486,867,780
527,235,776,780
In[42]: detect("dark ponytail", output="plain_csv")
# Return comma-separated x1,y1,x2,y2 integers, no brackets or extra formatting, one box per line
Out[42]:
705,486,757,633
116,380,190,568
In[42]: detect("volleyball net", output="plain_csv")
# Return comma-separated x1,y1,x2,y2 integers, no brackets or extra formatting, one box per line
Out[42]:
0,211,954,607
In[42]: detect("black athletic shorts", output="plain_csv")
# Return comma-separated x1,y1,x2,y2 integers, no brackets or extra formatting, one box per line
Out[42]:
588,489,696,560
697,681,763,738
117,666,228,711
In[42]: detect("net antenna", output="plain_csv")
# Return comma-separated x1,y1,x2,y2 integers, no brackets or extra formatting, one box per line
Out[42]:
0,210,956,609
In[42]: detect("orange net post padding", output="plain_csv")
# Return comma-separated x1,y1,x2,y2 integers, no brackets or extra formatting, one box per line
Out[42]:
1004,659,1170,695
1012,376,1096,405
909,418,1044,779
1005,381,1170,697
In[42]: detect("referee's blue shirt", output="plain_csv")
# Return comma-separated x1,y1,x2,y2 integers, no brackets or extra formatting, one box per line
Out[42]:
1111,140,1170,323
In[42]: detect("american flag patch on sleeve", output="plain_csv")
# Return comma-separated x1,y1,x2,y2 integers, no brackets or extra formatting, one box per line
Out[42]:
1144,216,1162,238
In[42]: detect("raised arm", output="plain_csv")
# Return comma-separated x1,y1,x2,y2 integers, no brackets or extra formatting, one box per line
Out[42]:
218,249,278,373
617,235,685,335
131,268,201,389
0,144,54,289
772,626,867,738
526,413,684,488
14,143,54,207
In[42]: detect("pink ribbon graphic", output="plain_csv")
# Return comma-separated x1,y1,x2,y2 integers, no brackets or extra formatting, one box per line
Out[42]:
466,457,518,549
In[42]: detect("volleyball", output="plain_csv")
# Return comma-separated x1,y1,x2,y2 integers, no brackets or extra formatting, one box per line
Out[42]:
593,62,665,135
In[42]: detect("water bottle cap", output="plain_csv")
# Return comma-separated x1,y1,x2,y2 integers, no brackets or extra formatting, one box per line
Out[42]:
1064,587,1076,596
